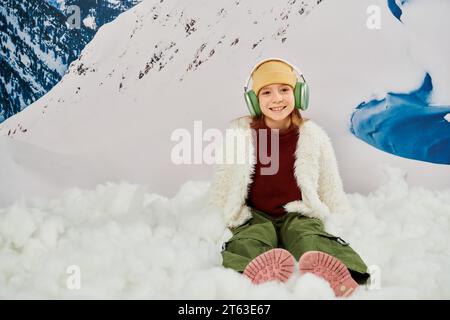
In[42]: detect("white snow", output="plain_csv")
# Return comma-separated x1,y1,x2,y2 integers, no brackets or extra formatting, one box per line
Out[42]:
83,15,97,30
19,53,31,68
0,0,449,299
0,168,449,299
107,0,122,6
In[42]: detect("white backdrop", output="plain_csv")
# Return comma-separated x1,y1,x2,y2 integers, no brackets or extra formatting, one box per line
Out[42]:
0,0,448,207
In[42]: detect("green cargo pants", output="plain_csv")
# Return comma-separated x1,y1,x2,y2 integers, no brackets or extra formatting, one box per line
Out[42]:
221,208,370,284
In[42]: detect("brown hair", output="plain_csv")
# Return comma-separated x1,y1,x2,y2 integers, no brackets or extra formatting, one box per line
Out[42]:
249,108,308,130
232,109,308,129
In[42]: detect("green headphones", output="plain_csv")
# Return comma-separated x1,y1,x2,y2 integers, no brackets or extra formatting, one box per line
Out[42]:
244,58,310,117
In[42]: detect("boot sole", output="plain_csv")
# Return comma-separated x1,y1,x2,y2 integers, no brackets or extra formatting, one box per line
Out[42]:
299,250,358,297
243,248,295,284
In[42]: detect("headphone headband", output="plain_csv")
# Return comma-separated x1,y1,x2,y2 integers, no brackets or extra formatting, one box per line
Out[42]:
244,57,307,92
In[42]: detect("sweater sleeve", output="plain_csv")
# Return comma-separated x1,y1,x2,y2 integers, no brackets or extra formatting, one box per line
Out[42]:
207,161,231,212
317,129,354,215
206,118,241,214
206,117,254,228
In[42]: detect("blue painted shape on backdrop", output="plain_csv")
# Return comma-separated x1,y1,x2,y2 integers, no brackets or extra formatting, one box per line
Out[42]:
387,0,409,22
350,73,450,165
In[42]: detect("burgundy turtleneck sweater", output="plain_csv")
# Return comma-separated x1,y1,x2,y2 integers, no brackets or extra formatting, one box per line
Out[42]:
246,122,303,217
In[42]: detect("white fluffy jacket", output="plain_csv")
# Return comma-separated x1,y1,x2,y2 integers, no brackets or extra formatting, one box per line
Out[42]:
207,116,353,229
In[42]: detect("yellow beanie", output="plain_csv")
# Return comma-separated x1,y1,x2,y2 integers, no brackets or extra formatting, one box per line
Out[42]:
251,60,297,95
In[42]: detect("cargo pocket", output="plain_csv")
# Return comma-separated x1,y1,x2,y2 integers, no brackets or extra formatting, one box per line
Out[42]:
316,232,350,246
223,222,277,257
297,229,350,246
229,229,276,248
222,220,276,253
221,221,251,252
301,217,350,246
286,230,352,261
303,232,368,277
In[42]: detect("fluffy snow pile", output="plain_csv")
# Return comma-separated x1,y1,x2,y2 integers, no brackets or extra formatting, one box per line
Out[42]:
1,166,449,299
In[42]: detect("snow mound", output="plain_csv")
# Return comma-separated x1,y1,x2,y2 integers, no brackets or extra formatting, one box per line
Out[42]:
1,166,449,299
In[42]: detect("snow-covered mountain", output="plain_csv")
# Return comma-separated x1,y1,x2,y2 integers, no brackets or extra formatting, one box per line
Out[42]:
45,0,142,31
0,0,91,122
0,0,141,123
0,0,448,205
0,0,330,205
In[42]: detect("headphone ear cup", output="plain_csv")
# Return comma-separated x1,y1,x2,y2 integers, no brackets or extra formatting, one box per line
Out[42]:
294,82,309,111
244,90,261,116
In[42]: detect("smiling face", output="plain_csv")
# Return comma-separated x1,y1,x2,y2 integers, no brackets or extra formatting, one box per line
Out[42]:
257,83,295,129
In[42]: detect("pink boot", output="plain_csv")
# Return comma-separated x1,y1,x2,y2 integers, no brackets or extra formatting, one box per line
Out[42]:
243,248,295,285
299,251,359,297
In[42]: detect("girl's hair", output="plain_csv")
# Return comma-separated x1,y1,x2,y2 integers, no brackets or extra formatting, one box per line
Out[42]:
249,108,308,130
233,108,308,129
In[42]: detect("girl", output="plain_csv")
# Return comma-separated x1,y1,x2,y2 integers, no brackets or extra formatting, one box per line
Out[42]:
208,58,370,297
